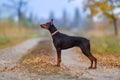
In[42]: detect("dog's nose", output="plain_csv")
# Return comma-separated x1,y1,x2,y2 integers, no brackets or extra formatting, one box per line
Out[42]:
40,25,42,27
40,25,44,28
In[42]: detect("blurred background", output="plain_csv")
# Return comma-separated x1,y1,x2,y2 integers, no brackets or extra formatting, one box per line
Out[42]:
0,0,120,57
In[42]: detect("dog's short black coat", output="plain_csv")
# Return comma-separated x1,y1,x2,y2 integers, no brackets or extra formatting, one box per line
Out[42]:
40,19,97,69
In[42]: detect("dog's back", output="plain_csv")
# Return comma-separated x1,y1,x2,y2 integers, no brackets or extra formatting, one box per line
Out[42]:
53,32,89,49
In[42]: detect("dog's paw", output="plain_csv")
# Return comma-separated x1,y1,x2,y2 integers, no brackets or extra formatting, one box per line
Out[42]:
88,66,92,69
92,66,97,69
88,66,97,69
54,64,60,67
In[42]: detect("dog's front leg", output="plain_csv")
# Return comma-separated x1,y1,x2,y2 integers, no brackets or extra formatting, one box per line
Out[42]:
56,49,61,67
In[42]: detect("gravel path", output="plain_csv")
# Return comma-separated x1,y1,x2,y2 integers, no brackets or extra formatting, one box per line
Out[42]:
62,48,120,80
0,38,44,80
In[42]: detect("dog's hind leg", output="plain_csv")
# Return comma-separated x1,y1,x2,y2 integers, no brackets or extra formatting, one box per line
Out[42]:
79,44,97,69
87,53,97,69
86,42,97,69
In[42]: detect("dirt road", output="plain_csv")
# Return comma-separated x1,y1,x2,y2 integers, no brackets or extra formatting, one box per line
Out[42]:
0,38,120,80
0,38,44,80
62,49,120,80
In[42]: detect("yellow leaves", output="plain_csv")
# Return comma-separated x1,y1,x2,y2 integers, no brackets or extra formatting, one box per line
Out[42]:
99,2,114,11
103,11,113,19
95,54,120,68
21,41,69,74
22,53,67,74
22,58,32,64
91,9,99,17
88,4,100,17
99,2,107,10
85,0,115,17
107,6,114,11
22,55,52,65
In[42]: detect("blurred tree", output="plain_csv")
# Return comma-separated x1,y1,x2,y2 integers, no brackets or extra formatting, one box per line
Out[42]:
0,5,3,20
62,9,68,28
73,8,81,28
48,11,55,20
0,9,1,20
7,16,15,23
3,0,28,30
83,16,93,30
83,0,120,36
28,12,34,23
28,11,40,24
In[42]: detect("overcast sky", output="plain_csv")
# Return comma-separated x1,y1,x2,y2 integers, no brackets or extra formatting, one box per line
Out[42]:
0,0,83,19
28,0,83,19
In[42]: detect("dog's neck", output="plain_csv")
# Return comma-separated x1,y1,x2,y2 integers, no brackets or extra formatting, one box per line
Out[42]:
48,25,59,36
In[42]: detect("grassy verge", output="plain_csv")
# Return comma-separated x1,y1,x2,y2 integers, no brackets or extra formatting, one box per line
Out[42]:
0,33,40,49
0,37,27,49
91,36,120,67
0,21,41,49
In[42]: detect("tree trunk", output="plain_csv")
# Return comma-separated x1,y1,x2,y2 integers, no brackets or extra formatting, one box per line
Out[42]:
113,18,118,36
18,9,22,32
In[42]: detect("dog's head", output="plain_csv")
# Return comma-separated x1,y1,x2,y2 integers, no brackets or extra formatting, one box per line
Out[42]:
40,19,54,29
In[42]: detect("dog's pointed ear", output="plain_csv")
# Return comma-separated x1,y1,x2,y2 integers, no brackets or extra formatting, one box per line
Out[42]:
51,19,53,25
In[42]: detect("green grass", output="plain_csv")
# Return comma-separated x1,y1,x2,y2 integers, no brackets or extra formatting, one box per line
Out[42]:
0,21,45,49
0,37,10,45
91,36,120,67
91,36,120,56
0,36,26,49
0,31,47,49
0,32,41,49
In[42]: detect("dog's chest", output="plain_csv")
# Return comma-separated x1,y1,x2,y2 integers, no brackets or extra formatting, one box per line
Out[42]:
53,37,74,49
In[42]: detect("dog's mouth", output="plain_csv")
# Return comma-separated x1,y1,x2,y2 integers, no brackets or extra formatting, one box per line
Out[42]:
40,24,49,29
40,25,44,28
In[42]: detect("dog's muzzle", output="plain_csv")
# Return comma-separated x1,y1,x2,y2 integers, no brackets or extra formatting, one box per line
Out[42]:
40,25,44,28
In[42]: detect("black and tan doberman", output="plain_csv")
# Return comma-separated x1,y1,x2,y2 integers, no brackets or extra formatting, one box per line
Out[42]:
40,19,97,69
